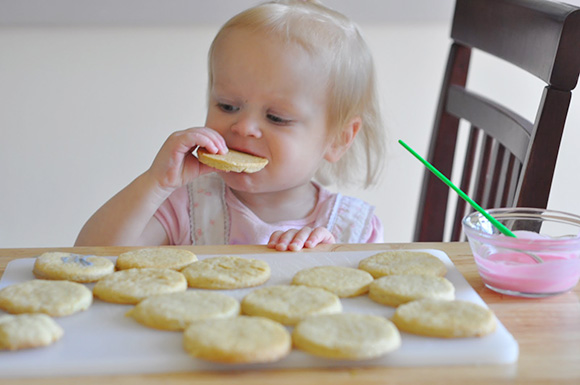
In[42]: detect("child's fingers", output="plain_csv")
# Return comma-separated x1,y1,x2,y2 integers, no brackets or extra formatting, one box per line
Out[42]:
164,131,213,163
160,129,212,157
199,128,228,154
267,231,285,249
268,227,334,252
276,229,301,251
268,229,302,251
303,227,335,248
149,127,229,189
287,227,314,251
175,127,228,155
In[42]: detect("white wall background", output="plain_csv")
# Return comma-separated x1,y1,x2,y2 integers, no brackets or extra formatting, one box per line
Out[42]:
1,0,579,247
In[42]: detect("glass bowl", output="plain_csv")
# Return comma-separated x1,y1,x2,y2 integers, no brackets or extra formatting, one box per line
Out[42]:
462,208,580,297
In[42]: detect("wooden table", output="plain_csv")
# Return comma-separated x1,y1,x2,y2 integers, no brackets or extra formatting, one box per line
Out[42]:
1,242,579,385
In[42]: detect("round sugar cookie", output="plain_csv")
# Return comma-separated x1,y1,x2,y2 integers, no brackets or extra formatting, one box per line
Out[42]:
392,299,497,338
33,252,114,283
183,316,291,364
292,313,401,360
93,268,187,305
197,148,268,173
358,251,447,278
0,280,92,317
116,247,197,271
241,285,342,326
369,274,455,307
291,265,373,297
182,256,270,290
126,291,240,331
0,313,64,351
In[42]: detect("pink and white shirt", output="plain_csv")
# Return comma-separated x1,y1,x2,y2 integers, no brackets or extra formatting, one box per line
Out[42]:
154,174,383,246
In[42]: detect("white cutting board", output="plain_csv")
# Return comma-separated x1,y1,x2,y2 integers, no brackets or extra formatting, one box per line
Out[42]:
0,249,518,378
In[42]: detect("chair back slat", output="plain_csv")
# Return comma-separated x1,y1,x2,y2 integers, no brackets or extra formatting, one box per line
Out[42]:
493,148,512,208
472,135,490,208
488,144,506,207
505,160,522,207
446,86,533,162
450,127,480,241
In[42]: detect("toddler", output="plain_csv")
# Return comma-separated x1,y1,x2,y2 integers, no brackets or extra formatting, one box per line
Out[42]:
75,0,386,251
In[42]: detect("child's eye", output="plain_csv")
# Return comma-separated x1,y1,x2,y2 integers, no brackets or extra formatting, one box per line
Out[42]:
267,113,291,125
217,103,239,113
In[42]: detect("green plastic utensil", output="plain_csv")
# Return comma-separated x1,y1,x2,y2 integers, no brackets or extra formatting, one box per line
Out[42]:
399,139,516,238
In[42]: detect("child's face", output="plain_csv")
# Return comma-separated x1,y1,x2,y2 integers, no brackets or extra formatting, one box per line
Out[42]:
205,28,337,194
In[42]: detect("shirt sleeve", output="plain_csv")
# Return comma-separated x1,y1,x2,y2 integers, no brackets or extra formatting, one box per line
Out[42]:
363,214,384,243
153,185,192,245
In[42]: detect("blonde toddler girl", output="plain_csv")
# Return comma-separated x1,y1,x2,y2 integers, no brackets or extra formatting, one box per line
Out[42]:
76,0,386,251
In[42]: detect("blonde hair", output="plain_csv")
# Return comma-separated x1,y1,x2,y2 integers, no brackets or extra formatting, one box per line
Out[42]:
208,0,386,188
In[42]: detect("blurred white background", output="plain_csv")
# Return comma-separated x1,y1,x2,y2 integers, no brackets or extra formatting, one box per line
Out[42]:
1,0,579,247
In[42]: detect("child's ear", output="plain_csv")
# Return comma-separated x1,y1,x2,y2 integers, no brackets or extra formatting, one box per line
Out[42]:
324,116,361,163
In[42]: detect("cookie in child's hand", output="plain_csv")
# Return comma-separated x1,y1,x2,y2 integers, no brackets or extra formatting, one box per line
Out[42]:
182,256,270,290
93,268,187,305
392,299,496,338
126,291,240,331
197,148,268,173
116,247,197,271
369,274,455,307
292,313,401,360
241,284,342,326
0,313,64,351
291,265,374,297
33,252,114,283
358,250,447,278
183,316,291,364
0,280,93,317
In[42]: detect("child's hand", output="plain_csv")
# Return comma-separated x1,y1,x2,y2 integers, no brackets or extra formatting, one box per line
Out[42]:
147,127,228,192
267,227,335,251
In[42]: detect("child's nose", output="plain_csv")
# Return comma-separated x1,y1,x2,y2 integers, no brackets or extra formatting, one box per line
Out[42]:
230,114,262,138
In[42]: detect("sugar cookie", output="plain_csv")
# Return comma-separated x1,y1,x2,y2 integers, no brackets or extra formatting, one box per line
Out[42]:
197,148,268,173
292,313,401,360
126,291,240,331
33,252,114,283
369,274,455,307
0,279,92,317
93,268,187,305
116,247,197,271
183,316,291,364
241,284,342,326
358,251,447,278
292,265,373,297
0,313,64,351
392,299,497,338
182,256,270,290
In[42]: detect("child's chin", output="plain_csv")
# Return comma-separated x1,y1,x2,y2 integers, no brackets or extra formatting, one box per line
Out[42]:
220,172,262,190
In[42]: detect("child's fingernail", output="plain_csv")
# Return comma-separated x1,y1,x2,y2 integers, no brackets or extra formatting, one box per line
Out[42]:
289,243,301,251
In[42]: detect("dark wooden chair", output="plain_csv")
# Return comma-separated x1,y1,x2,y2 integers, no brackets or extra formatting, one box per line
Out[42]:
414,0,580,242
